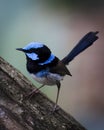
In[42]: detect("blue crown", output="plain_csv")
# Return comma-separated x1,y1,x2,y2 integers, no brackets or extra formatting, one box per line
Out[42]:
23,42,44,50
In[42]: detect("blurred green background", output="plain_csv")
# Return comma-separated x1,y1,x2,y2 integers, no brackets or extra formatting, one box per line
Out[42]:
0,0,104,130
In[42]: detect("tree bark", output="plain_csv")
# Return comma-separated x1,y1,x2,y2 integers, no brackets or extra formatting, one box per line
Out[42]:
0,56,87,130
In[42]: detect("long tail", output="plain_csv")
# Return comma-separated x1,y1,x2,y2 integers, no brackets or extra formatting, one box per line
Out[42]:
61,31,99,65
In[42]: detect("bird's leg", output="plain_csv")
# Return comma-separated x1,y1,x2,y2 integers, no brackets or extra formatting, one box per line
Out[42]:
53,81,61,112
25,84,45,99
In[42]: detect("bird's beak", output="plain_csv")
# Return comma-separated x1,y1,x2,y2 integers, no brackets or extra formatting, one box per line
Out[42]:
16,48,24,52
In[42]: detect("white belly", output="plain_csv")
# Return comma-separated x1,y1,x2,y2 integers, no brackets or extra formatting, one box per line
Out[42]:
30,73,63,86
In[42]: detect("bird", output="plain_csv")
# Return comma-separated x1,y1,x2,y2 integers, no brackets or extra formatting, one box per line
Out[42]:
16,31,99,111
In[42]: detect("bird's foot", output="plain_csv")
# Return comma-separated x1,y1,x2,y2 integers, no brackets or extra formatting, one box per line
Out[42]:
24,88,40,100
49,105,59,115
24,85,45,100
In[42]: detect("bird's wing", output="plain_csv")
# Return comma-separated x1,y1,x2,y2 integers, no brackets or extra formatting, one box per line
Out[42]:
50,61,72,76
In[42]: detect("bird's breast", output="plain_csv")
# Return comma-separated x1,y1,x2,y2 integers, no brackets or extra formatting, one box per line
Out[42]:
30,72,63,86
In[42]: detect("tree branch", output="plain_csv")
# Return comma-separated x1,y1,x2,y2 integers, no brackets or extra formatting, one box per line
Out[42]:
0,56,87,130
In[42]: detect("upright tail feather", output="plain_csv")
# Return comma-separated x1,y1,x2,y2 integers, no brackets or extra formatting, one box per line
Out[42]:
61,31,99,65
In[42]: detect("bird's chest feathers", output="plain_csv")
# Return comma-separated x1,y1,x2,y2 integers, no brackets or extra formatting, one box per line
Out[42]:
30,71,63,85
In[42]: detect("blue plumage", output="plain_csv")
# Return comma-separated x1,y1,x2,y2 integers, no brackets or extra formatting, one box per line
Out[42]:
16,31,99,111
35,69,49,77
39,53,55,65
62,31,99,64
23,42,44,50
26,52,39,60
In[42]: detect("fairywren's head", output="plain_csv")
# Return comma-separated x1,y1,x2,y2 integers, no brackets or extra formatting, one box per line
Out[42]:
16,42,57,65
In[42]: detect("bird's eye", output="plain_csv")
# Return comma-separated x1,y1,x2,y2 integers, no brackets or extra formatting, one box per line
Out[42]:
29,48,35,53
25,48,36,53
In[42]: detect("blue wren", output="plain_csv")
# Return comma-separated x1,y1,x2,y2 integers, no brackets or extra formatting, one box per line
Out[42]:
16,31,99,111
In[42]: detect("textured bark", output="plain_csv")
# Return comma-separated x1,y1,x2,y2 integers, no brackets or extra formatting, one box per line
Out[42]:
0,56,87,130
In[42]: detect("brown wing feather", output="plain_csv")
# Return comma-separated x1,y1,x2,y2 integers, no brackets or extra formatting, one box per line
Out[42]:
50,61,72,76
